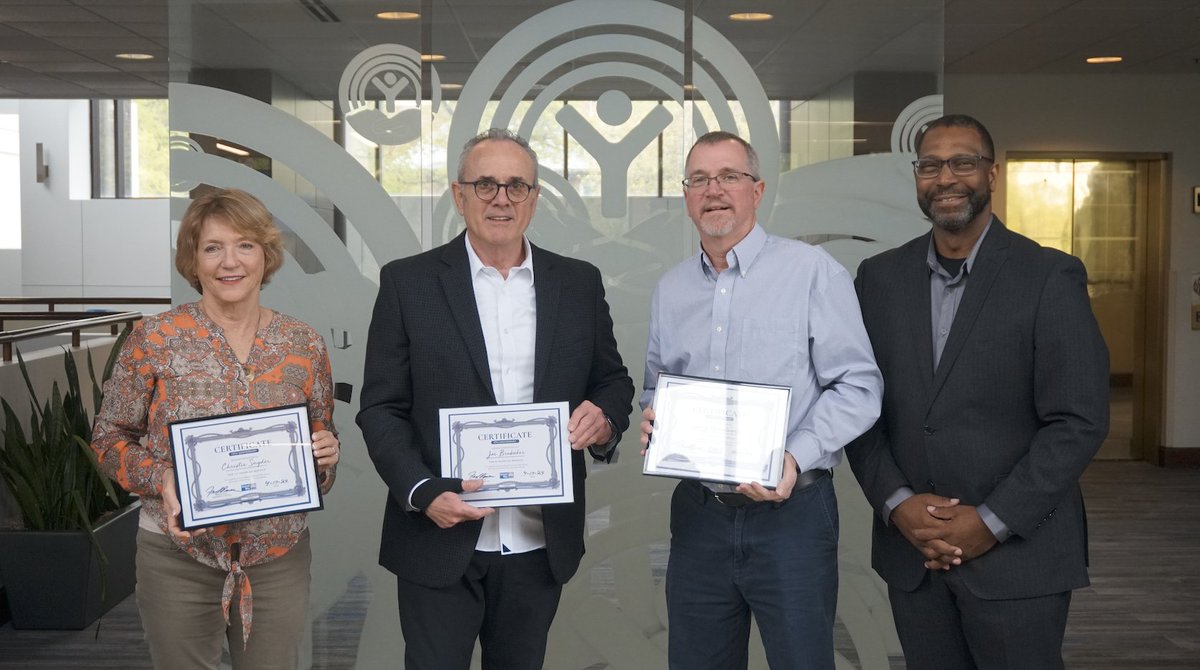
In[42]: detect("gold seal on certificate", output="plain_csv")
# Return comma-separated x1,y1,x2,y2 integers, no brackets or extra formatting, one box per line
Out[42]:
644,373,791,488
439,402,574,508
168,404,324,530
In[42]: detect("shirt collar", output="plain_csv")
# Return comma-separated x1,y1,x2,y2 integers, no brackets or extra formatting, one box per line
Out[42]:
700,222,766,279
925,216,994,279
465,233,534,281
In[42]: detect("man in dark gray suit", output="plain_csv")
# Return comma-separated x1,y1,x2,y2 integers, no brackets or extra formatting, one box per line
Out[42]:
848,114,1109,670
357,128,634,670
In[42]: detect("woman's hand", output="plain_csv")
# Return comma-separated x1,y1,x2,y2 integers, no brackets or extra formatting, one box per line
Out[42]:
161,468,205,538
312,430,340,472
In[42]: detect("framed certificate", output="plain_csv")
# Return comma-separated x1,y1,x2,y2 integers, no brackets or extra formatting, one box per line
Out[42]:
168,404,323,530
644,373,791,488
439,402,574,508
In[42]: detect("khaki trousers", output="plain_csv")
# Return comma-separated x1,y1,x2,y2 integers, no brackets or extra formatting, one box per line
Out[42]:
135,528,311,670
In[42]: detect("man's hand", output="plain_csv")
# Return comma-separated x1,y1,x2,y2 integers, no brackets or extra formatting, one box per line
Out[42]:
161,468,206,539
638,406,655,455
568,400,611,450
424,479,495,529
916,504,998,562
890,493,962,569
736,452,800,502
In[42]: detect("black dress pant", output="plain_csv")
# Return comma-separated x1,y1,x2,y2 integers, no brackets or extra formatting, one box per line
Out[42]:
396,549,563,670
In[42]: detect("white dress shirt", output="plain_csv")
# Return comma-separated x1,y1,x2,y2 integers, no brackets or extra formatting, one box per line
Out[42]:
465,233,546,555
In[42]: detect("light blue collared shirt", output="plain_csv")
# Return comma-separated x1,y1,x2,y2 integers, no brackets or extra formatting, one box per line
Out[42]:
642,223,883,482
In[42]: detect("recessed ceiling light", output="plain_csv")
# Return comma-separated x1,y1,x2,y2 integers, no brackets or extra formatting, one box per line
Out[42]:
215,142,250,157
729,12,773,22
376,11,419,21
1086,56,1123,64
440,83,462,90
421,54,445,62
115,53,154,60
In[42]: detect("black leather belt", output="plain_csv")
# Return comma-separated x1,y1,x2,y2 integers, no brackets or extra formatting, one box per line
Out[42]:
707,468,832,507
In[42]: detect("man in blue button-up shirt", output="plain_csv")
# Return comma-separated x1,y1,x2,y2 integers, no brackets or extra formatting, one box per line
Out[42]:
640,131,883,670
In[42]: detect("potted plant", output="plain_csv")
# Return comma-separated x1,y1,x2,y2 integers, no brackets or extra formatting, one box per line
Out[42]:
0,329,140,629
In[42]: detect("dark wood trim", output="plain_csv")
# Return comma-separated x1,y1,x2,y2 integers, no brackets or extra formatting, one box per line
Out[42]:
1159,446,1200,468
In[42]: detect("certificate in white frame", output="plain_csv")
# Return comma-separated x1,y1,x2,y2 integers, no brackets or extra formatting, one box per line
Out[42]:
644,373,791,488
168,404,323,530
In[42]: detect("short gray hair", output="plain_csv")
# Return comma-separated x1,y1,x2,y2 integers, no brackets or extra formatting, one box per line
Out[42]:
686,130,760,179
456,128,539,185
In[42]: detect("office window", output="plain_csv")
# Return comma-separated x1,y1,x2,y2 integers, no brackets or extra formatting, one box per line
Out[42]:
92,99,169,198
0,113,18,249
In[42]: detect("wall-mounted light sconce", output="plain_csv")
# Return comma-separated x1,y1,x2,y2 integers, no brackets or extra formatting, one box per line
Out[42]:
35,142,49,183
330,328,352,349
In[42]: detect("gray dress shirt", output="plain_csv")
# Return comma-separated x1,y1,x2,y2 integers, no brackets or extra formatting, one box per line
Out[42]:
883,219,1012,542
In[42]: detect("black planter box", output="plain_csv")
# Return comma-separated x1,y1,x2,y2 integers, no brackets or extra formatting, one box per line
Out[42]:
0,501,140,629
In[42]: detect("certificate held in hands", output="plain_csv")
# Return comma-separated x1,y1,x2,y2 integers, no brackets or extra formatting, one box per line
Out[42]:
439,402,574,508
168,404,323,530
644,373,791,488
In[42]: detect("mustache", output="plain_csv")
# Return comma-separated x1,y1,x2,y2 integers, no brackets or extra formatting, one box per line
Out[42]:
930,186,972,198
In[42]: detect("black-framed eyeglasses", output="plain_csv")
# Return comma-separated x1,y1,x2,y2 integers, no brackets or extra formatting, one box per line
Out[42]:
681,171,759,190
459,179,536,202
912,155,993,179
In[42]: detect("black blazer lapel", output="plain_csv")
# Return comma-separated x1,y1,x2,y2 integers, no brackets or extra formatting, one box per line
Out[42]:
439,234,496,403
531,245,560,398
930,219,1011,402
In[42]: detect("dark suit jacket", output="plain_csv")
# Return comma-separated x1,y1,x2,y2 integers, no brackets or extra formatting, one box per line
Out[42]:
847,219,1109,600
357,232,634,588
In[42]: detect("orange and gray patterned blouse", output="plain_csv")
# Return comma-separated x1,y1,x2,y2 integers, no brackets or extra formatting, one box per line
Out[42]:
92,302,336,626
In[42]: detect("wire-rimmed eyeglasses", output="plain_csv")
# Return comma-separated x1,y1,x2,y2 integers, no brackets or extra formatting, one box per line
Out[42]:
912,155,993,179
681,171,759,190
459,179,536,202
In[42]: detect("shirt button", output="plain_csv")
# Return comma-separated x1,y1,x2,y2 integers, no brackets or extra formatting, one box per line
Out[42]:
713,365,720,372
720,288,727,294
923,426,936,436
715,326,723,333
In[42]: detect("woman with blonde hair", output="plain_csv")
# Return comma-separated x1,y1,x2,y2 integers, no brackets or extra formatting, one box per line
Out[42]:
93,187,339,669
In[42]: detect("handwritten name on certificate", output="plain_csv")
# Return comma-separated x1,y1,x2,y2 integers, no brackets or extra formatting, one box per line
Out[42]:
439,402,574,508
168,404,323,529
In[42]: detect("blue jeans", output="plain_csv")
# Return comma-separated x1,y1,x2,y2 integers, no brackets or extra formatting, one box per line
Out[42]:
666,475,839,670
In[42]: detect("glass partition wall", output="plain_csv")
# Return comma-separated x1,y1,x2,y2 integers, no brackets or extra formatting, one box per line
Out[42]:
168,2,943,667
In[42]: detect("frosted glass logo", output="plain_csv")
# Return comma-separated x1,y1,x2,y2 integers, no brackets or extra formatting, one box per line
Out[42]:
338,44,442,145
445,0,779,227
891,95,943,154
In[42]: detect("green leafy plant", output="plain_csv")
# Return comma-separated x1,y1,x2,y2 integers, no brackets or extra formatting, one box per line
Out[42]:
0,327,135,532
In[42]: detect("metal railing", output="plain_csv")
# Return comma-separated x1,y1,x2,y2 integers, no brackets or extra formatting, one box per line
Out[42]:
0,297,170,312
0,297,168,362
0,311,148,362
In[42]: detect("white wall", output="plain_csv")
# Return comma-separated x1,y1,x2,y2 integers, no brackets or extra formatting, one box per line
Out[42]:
16,100,169,300
0,250,18,295
946,73,1200,451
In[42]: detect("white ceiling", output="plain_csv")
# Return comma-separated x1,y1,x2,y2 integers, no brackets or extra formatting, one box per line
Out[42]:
0,0,1197,99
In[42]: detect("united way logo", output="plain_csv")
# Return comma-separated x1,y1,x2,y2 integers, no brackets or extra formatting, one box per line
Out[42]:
443,0,779,227
338,44,442,145
891,95,943,154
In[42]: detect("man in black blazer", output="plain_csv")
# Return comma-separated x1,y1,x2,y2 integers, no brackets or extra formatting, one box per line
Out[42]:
357,129,634,670
848,114,1109,670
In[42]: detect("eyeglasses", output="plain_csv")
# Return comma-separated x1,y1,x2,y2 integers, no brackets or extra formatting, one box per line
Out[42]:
682,171,759,190
912,155,994,179
460,179,535,202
